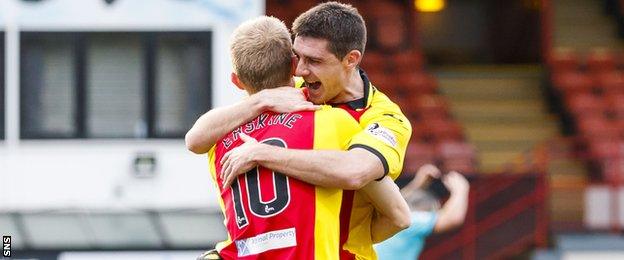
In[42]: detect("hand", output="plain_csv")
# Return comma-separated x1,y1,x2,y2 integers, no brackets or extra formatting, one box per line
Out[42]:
220,133,261,188
417,164,442,180
441,171,469,194
405,164,441,191
257,87,321,113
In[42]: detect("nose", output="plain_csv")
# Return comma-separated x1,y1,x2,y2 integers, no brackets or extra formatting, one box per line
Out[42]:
295,59,309,77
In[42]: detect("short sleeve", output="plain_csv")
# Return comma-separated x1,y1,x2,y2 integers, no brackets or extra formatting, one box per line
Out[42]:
348,105,411,180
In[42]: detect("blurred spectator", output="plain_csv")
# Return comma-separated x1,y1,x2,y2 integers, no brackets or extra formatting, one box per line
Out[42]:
375,165,470,260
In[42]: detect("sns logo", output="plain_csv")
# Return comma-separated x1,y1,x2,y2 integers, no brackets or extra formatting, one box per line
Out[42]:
3,236,10,257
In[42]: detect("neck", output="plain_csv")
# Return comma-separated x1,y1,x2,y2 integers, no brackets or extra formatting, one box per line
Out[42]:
330,69,364,103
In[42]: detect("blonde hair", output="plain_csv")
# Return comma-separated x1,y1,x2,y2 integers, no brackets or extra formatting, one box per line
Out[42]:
230,16,293,93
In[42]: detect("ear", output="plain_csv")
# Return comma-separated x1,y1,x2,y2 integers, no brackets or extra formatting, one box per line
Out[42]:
343,50,362,70
231,72,245,91
290,55,298,75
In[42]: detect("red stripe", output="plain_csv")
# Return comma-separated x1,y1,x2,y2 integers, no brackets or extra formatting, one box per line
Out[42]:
336,104,367,121
337,103,364,260
339,190,356,260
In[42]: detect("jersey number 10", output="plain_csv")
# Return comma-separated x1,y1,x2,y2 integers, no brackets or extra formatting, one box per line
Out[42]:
230,138,291,229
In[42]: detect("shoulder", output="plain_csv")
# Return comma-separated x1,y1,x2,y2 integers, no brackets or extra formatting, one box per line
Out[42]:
361,89,411,132
315,106,357,123
313,107,360,135
368,88,404,114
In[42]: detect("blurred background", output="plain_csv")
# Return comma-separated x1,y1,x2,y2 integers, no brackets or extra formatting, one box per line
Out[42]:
1,0,624,259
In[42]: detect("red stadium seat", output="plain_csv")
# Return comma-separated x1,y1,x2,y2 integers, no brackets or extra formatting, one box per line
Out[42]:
547,47,580,72
410,122,428,142
593,71,624,94
411,94,449,112
363,0,403,19
403,142,436,175
360,51,387,74
441,159,477,174
586,48,617,73
577,116,619,140
436,141,476,160
396,71,438,96
551,71,594,95
588,139,623,160
369,73,397,95
391,50,425,73
413,109,450,122
436,141,477,173
364,1,408,51
403,95,450,123
601,157,624,184
375,17,406,50
266,5,298,25
291,0,316,13
604,94,624,119
564,93,605,117
423,119,464,142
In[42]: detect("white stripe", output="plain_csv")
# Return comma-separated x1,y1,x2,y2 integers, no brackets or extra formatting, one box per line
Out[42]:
235,228,297,257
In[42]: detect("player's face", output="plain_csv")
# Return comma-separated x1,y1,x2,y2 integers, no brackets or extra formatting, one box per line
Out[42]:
293,36,348,104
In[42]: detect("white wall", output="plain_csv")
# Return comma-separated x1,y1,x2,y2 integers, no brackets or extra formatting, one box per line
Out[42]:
59,250,205,260
0,0,264,211
0,140,222,211
564,251,624,260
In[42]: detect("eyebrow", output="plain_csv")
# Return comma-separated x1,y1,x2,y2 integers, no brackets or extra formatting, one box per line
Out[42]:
293,48,324,61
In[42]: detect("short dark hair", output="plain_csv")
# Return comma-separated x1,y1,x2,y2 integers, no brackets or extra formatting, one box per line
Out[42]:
292,1,366,60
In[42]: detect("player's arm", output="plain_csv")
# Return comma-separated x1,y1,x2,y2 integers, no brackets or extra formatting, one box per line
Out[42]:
367,165,442,243
358,176,411,243
354,108,412,181
220,109,411,189
433,171,470,233
185,87,318,154
220,137,384,189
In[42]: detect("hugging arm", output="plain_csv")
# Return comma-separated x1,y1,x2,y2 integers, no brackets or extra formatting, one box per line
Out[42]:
185,87,318,154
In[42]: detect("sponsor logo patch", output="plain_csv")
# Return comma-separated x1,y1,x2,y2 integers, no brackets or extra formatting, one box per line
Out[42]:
366,123,397,147
235,228,297,257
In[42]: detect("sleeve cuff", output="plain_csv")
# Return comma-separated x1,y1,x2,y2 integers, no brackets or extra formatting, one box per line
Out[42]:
348,144,389,181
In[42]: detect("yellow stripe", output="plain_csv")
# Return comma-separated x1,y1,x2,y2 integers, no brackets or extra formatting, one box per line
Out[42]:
312,107,361,259
209,146,233,252
313,108,343,259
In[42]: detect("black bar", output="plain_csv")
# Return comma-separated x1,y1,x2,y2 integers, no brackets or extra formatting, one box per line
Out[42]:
18,33,26,138
144,33,156,138
75,33,87,138
0,32,4,139
204,32,213,112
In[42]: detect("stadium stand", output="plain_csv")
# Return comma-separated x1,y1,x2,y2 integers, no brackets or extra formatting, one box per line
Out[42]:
266,3,551,258
539,2,624,257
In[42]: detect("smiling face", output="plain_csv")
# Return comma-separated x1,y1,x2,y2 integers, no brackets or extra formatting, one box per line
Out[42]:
293,36,349,104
